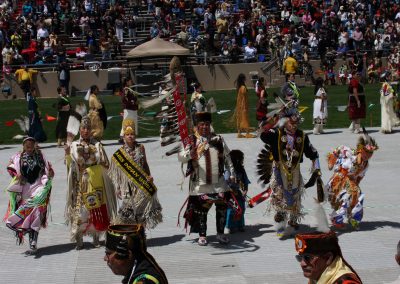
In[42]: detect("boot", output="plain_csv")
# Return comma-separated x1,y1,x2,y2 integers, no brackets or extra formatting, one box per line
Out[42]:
318,124,324,134
75,234,84,250
348,121,354,132
354,123,361,134
92,233,100,248
313,125,320,135
29,230,38,251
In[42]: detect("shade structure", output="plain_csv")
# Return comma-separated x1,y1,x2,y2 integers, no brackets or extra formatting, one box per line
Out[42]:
126,37,190,59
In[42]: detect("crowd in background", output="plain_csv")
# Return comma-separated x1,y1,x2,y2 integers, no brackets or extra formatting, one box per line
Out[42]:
0,0,400,79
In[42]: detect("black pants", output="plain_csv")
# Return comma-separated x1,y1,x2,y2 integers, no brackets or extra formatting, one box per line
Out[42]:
19,80,31,98
185,195,227,237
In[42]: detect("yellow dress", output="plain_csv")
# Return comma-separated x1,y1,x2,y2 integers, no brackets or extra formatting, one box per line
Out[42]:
234,85,250,131
88,94,104,140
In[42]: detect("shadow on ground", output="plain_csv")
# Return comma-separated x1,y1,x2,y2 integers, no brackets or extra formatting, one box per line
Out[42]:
147,234,186,247
0,146,15,151
208,224,274,255
32,242,103,258
335,220,400,236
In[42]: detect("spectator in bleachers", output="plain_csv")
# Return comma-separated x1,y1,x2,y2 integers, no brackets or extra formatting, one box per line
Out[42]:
127,15,137,44
243,41,256,63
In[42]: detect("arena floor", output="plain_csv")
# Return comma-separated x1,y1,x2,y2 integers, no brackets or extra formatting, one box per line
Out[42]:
0,128,399,284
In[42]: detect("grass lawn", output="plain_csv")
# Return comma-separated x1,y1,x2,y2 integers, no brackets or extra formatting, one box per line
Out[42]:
0,83,382,145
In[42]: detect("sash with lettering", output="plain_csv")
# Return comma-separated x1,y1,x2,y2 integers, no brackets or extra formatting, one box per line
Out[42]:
112,148,157,197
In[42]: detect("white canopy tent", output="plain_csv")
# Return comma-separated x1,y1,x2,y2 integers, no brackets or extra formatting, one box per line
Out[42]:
126,37,190,59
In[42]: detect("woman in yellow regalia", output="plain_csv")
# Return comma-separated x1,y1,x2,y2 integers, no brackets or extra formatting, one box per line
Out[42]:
65,116,116,249
233,73,256,138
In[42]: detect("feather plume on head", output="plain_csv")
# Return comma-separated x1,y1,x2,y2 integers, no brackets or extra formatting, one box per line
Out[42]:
122,119,136,136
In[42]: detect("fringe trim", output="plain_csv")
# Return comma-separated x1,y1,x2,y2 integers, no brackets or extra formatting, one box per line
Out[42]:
108,161,163,229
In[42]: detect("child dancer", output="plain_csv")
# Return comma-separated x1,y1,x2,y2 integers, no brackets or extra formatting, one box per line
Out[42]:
224,150,250,234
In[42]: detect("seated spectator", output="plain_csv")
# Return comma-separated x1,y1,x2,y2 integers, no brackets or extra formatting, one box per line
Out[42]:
337,42,348,58
230,42,242,63
220,42,230,62
244,41,257,63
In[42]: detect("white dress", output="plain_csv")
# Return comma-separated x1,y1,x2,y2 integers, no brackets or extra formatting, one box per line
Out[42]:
313,87,328,125
380,82,399,132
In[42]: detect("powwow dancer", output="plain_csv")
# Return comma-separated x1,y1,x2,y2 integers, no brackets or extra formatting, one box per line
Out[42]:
257,106,321,237
312,77,328,135
327,128,378,230
108,119,162,227
224,150,249,234
4,137,54,253
179,112,235,246
119,77,139,143
65,116,117,249
379,71,400,134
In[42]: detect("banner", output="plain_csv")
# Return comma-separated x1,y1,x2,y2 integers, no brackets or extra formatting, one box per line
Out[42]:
112,149,157,197
172,73,190,148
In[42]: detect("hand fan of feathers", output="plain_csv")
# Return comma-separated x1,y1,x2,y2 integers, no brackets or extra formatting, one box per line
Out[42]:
256,146,273,185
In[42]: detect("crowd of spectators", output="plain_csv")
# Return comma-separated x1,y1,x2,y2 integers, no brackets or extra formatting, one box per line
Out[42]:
0,0,400,77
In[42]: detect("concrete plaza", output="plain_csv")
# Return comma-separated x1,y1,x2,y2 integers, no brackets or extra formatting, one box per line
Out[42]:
0,128,399,284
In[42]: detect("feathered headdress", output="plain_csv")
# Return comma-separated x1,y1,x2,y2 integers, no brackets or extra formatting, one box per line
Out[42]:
122,119,136,136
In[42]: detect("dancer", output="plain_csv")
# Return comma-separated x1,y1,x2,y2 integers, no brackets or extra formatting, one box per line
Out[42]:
179,112,234,246
233,73,256,138
259,106,321,237
281,73,300,103
104,224,168,284
55,86,71,147
119,77,139,143
255,77,269,125
4,137,54,253
326,129,378,230
65,116,117,249
27,87,47,142
190,82,207,125
224,150,249,234
380,71,399,133
88,85,106,140
108,119,162,227
312,77,328,135
348,71,366,134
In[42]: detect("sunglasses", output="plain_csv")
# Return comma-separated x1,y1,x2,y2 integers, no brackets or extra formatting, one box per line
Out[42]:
295,254,319,263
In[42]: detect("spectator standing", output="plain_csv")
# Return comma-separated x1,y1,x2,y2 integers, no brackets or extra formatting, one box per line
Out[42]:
127,16,137,44
283,52,298,75
15,65,39,98
352,26,364,50
115,15,124,43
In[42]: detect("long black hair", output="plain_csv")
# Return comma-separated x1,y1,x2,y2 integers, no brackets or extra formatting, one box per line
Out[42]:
235,73,246,91
314,77,324,95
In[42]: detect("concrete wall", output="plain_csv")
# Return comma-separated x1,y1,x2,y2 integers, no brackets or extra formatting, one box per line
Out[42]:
2,68,128,99
2,57,386,100
188,63,270,91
